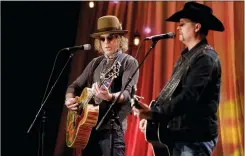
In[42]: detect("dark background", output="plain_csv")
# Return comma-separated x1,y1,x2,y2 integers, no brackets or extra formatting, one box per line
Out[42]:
2,2,81,156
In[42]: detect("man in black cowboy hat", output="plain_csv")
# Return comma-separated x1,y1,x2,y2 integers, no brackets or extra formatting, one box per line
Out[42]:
65,15,139,156
133,1,224,156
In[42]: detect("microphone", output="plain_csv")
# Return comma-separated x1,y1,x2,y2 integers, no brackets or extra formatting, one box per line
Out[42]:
144,32,176,41
62,44,91,51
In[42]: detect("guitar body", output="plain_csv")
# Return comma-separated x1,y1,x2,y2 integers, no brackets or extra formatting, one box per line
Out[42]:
66,87,99,149
145,100,170,156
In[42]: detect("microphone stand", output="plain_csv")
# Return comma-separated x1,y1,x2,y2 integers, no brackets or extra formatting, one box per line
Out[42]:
27,49,75,156
96,40,159,156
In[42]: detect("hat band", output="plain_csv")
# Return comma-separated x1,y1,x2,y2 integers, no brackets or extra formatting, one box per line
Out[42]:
96,27,121,33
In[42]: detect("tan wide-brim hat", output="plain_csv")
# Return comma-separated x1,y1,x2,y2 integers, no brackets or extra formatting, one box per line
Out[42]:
90,15,128,38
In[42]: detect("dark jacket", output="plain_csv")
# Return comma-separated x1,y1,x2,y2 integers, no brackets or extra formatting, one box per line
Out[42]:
151,39,221,142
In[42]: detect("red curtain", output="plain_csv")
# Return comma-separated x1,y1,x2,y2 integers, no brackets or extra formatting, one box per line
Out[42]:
54,2,244,156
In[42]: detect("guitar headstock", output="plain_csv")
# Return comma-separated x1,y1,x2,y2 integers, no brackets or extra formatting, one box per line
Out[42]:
101,61,121,80
100,61,121,89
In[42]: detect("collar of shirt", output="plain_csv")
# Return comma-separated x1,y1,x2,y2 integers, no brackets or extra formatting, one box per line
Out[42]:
104,49,123,62
100,49,123,75
181,38,208,60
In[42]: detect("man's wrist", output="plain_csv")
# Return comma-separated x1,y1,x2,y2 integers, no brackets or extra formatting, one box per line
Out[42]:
108,93,115,102
65,96,74,102
147,111,153,120
65,97,72,100
65,93,74,101
65,98,71,102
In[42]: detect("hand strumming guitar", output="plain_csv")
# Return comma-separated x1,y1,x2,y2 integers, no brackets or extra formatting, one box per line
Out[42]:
132,99,152,134
132,100,152,120
65,95,79,111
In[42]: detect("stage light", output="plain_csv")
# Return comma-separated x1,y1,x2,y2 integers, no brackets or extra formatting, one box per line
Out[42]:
113,0,119,3
89,1,95,8
133,32,140,46
144,27,151,34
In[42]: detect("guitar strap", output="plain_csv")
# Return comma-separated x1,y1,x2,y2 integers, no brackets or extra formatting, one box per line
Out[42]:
87,51,127,88
155,44,212,105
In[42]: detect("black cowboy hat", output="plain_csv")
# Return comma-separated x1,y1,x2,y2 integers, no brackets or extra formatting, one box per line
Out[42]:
165,1,224,31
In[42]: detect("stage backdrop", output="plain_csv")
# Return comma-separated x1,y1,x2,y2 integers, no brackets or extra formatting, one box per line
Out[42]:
54,1,244,156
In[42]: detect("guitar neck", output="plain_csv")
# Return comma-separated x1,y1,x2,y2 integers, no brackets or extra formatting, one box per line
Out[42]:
82,78,110,107
82,62,117,108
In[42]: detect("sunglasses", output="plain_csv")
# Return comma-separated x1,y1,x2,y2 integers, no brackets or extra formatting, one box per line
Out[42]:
99,34,118,42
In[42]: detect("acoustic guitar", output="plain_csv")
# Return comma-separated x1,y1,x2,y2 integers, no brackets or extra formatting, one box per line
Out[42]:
66,61,121,149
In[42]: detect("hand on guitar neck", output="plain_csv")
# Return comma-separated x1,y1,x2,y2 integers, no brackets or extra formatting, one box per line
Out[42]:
92,82,113,102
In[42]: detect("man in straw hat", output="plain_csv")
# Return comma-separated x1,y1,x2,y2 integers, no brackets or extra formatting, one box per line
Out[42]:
65,15,139,156
133,1,224,155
